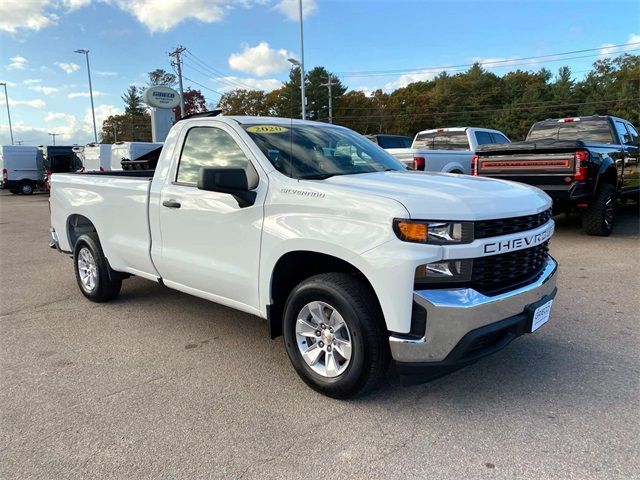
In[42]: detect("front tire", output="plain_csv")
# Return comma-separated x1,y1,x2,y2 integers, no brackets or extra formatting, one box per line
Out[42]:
582,183,616,236
19,182,34,195
283,273,389,398
73,232,122,302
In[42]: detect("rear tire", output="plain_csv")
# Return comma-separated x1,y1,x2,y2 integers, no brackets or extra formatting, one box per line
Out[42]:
73,232,122,302
283,273,389,398
582,183,616,236
19,182,34,195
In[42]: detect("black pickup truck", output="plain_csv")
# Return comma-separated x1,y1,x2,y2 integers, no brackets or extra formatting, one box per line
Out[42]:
472,115,639,236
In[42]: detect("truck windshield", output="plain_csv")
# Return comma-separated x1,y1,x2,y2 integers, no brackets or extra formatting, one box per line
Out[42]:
243,123,404,179
412,131,469,150
527,119,614,143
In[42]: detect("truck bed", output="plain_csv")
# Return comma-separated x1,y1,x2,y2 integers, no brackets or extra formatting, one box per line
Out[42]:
49,172,158,279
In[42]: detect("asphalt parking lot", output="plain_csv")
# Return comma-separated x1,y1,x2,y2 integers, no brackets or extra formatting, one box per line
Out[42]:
0,191,638,479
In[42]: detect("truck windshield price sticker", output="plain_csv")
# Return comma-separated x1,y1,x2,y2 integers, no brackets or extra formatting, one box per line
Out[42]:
247,125,289,134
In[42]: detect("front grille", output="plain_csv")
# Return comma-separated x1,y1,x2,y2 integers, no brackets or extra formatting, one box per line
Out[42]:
474,209,552,239
471,242,549,295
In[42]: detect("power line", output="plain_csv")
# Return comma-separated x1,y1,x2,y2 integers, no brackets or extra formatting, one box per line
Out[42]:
182,75,225,97
182,58,253,92
337,42,640,77
183,50,257,90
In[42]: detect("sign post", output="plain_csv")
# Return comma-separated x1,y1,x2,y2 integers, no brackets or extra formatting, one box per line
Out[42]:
142,86,181,143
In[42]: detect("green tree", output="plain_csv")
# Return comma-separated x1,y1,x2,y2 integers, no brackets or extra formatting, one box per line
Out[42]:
121,85,145,115
148,68,177,87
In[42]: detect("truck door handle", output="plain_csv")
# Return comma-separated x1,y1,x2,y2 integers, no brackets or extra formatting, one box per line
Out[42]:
162,200,181,209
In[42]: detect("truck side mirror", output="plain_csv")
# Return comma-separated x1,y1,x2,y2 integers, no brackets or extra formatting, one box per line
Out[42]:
197,167,257,208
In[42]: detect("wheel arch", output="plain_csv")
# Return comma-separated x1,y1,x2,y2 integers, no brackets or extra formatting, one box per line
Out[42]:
595,163,618,192
67,214,98,249
267,250,383,339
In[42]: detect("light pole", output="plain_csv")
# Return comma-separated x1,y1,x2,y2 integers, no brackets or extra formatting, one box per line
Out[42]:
0,82,14,144
74,49,98,142
288,58,306,120
48,133,58,145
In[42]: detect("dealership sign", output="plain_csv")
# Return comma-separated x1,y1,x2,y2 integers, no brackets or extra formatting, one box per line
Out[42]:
142,86,181,109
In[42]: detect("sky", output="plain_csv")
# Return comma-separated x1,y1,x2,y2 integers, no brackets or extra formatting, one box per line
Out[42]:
0,0,638,146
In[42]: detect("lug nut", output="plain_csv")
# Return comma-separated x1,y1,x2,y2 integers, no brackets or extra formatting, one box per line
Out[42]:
319,341,324,348
327,345,332,352
320,323,325,329
332,338,336,344
329,328,334,333
315,330,321,337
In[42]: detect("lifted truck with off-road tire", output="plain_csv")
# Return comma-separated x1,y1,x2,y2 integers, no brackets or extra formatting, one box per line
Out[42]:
473,115,639,236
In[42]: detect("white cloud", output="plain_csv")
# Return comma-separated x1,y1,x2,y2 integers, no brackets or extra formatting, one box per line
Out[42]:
45,111,76,123
274,0,317,20
212,76,283,93
599,33,640,57
23,79,42,85
95,71,118,77
29,85,59,95
110,0,229,32
228,42,294,76
385,70,441,90
56,62,80,74
87,104,121,128
61,0,91,9
0,0,56,33
67,91,105,98
0,98,47,109
7,56,28,70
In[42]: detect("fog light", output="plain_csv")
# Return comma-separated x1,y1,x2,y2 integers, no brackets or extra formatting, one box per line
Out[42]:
415,259,472,284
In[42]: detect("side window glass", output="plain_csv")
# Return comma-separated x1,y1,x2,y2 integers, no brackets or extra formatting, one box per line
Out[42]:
614,121,630,145
176,127,251,185
475,131,493,145
491,133,510,144
624,123,639,146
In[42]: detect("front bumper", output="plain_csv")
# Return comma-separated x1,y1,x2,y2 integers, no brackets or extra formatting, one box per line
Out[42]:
389,257,558,366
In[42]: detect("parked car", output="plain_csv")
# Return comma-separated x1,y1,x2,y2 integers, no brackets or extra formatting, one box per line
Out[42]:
366,134,413,160
110,142,163,171
0,145,43,194
473,115,639,236
82,143,112,172
50,113,557,398
390,127,511,173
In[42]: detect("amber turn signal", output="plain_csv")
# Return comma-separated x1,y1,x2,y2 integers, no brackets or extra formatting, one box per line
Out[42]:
394,220,428,243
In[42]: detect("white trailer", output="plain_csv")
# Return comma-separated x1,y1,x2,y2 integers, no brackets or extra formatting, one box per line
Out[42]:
83,144,112,172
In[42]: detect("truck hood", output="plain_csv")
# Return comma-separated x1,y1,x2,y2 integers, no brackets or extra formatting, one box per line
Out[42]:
324,171,551,220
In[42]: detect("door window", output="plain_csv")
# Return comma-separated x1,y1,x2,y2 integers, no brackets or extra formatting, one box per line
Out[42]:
176,127,252,185
490,133,510,144
624,123,639,146
475,131,494,145
614,121,632,145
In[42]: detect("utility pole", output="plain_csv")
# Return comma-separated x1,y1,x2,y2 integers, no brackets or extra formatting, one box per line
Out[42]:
169,46,186,118
320,76,334,124
48,133,58,145
0,82,14,144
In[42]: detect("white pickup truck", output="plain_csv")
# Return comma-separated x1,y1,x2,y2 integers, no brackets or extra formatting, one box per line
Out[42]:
392,127,511,173
50,114,557,398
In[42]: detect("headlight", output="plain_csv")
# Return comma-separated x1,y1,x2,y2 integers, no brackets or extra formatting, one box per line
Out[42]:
393,219,472,244
415,259,473,284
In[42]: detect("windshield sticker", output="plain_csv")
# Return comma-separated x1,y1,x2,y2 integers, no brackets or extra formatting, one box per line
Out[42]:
247,125,289,134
